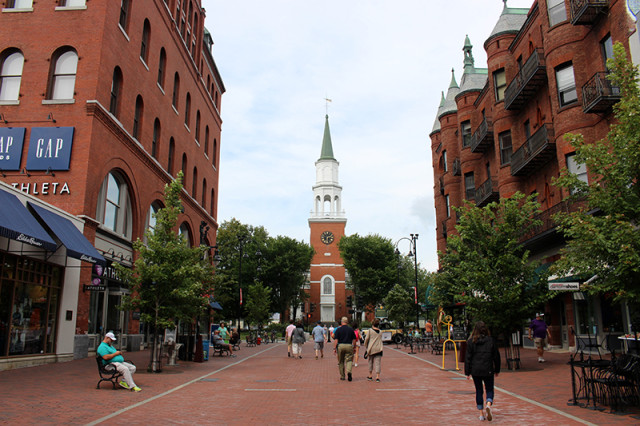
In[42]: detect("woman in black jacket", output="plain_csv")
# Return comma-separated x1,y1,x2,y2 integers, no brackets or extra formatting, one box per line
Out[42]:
465,321,500,421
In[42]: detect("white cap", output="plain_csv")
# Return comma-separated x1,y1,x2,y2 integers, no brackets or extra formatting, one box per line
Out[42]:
105,332,116,341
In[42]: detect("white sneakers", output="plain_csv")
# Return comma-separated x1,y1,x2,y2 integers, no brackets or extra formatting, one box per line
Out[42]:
538,357,546,363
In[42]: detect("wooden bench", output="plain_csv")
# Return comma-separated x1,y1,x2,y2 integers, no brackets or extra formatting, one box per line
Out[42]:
212,343,231,357
96,355,123,389
230,338,241,351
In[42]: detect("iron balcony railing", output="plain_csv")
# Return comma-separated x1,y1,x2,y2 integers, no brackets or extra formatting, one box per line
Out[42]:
510,124,556,177
570,0,608,25
504,48,546,110
470,118,493,153
475,178,499,207
582,71,621,113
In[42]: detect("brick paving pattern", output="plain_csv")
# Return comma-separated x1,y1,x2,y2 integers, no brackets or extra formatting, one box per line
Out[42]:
1,341,639,425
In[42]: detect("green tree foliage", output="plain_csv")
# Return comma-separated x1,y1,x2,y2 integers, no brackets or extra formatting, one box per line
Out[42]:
553,42,640,304
433,193,550,334
245,281,272,327
384,284,414,326
119,172,214,371
338,234,397,310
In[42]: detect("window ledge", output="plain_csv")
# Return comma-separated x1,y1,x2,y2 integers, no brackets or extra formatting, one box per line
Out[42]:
172,105,179,115
184,123,190,132
42,99,75,105
139,57,149,71
156,82,165,95
118,24,130,42
0,100,19,105
2,7,34,13
55,6,87,11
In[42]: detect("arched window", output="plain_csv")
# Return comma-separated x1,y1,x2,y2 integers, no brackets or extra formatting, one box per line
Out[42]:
204,126,209,157
184,92,191,127
110,67,123,117
140,19,150,63
181,153,188,182
157,48,166,88
212,138,217,168
132,95,143,139
119,0,130,31
322,276,333,295
152,118,160,158
48,49,78,100
179,222,192,246
97,171,132,239
192,166,198,197
0,50,24,101
172,72,180,108
195,110,201,143
146,200,163,235
168,137,175,175
202,179,207,206
210,188,215,216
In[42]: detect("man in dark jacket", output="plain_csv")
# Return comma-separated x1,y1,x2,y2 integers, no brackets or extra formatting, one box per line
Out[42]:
465,322,500,421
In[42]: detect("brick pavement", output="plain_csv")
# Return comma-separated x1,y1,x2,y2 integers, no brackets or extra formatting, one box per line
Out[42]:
0,341,638,425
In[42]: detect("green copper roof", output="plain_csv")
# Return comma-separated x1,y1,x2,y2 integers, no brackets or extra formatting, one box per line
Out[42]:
449,68,459,89
319,114,335,160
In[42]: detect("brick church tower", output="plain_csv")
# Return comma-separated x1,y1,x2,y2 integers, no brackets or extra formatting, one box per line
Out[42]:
307,115,348,324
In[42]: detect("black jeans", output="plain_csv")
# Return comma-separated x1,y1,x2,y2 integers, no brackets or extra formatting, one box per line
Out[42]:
472,375,494,410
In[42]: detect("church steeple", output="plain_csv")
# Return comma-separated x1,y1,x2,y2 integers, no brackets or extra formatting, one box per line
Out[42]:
319,115,335,160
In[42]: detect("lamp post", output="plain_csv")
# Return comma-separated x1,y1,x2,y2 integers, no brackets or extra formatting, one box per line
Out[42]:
395,233,420,328
236,235,250,330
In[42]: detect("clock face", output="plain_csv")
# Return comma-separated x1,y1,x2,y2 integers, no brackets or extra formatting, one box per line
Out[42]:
320,231,335,245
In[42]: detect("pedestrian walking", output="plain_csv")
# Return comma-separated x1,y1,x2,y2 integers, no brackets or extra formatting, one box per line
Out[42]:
285,319,296,358
353,322,362,367
312,321,327,359
465,321,500,422
333,317,356,381
364,318,384,382
328,324,335,342
291,321,306,359
528,313,551,363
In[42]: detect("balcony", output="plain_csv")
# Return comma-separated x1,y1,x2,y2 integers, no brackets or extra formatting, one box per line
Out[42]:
504,48,546,111
520,199,587,246
439,176,445,194
475,178,499,207
510,124,556,177
570,0,607,25
582,71,621,113
452,158,461,176
470,118,493,153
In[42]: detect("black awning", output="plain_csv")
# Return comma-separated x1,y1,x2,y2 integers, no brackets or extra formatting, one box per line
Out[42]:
0,188,57,251
28,202,106,265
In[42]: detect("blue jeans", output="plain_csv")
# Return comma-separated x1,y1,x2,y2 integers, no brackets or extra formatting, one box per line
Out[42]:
472,375,494,410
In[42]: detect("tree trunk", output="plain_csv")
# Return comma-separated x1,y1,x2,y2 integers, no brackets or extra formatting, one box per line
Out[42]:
148,305,162,373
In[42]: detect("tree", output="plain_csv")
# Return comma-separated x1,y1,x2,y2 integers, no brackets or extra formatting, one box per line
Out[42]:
553,42,640,305
338,234,397,310
384,284,414,327
245,281,272,327
119,172,214,372
433,193,550,335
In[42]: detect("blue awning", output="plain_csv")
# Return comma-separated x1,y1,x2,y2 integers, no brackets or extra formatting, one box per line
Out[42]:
0,188,57,252
28,202,106,265
209,301,223,311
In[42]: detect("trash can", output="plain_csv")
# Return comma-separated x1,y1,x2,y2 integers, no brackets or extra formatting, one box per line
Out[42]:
458,341,467,362
202,340,210,361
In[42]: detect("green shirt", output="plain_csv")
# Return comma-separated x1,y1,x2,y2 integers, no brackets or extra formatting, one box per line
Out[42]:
97,342,124,365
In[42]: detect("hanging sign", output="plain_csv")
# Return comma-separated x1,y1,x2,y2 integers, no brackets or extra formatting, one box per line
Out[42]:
26,127,74,170
0,127,25,170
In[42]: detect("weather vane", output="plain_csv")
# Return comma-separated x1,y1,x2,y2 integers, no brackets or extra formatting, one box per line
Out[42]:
324,96,332,115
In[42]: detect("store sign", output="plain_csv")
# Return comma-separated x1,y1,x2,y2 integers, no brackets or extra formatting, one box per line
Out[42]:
0,127,26,170
26,127,74,171
548,282,580,291
11,181,70,195
83,284,106,292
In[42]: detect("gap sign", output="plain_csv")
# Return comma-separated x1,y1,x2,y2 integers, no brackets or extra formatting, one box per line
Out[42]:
0,127,26,170
26,127,74,170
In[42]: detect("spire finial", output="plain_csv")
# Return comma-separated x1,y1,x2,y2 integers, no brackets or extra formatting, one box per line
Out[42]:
324,96,332,115
503,0,508,9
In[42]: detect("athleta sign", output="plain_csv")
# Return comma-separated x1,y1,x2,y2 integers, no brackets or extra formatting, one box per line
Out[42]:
26,127,74,170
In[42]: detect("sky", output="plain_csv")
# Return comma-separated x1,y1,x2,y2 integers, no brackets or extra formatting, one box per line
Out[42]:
201,0,535,272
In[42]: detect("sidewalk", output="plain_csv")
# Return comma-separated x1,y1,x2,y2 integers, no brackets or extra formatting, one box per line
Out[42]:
0,340,638,425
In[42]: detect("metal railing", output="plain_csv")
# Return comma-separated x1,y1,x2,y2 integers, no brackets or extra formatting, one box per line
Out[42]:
582,71,621,113
570,0,608,25
510,124,555,176
470,118,493,153
475,178,498,207
504,48,546,110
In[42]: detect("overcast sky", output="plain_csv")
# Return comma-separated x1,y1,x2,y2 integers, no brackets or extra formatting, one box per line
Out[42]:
201,0,535,271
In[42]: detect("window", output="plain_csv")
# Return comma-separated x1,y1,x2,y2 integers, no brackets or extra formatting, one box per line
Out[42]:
181,153,188,182
172,72,180,108
524,120,531,140
601,34,614,68
322,277,333,295
98,171,132,238
60,0,86,6
179,223,191,246
0,50,24,102
204,125,209,156
140,20,150,64
210,188,215,216
499,131,512,165
566,153,588,194
49,49,78,100
119,0,130,31
213,138,217,167
195,110,201,143
152,118,160,158
168,137,175,175
442,150,448,172
548,0,567,27
464,172,475,200
192,167,197,197
5,0,32,8
445,194,451,218
556,63,577,106
201,179,207,206
184,93,191,127
157,48,166,88
146,201,163,234
493,69,506,102
461,120,471,148
109,67,123,117
132,95,143,140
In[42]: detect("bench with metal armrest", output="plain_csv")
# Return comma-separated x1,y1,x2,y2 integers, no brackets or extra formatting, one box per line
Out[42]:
95,354,135,389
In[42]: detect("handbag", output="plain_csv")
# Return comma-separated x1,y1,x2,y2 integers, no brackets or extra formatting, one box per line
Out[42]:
363,351,368,359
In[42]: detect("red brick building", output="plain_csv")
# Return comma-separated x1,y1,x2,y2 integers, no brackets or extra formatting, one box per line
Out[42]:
0,0,224,366
307,115,349,325
430,0,632,351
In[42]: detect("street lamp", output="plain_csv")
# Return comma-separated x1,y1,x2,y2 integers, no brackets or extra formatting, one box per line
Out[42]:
236,236,250,330
395,234,420,329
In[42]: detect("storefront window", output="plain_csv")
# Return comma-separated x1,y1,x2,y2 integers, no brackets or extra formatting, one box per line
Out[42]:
575,294,598,335
0,252,62,357
601,296,623,333
88,263,130,340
